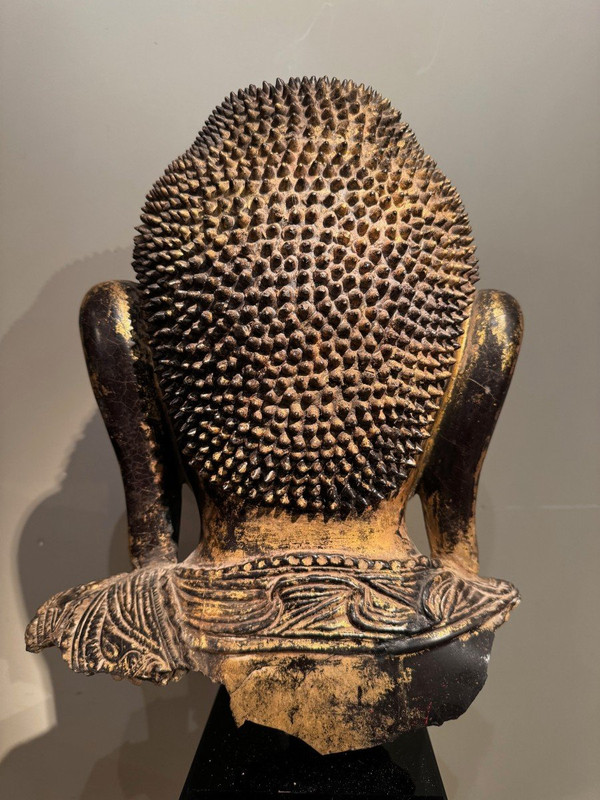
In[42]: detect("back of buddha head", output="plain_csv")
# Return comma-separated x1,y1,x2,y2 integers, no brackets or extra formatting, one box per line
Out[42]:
133,77,477,517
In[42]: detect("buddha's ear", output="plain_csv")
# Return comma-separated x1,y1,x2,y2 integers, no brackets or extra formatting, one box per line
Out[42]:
80,281,185,568
414,289,523,574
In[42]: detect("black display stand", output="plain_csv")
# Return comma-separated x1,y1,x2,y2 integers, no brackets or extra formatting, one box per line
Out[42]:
180,687,447,799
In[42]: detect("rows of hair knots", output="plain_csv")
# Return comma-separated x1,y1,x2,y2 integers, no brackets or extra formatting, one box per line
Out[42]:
133,77,477,517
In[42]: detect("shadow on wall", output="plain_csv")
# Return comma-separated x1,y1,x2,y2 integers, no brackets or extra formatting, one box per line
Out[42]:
0,250,216,799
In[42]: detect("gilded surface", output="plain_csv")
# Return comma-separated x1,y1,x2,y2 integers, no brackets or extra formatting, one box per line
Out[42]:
26,78,523,753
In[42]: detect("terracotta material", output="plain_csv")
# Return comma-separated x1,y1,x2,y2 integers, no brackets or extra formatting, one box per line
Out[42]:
26,78,522,753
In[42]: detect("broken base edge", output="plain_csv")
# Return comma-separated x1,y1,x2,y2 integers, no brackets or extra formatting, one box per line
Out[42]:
198,627,496,754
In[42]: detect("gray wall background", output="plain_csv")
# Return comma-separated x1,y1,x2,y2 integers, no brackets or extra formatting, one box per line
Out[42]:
1,2,598,798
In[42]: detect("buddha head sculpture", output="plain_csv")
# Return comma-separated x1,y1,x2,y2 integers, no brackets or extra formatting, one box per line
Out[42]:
26,77,522,753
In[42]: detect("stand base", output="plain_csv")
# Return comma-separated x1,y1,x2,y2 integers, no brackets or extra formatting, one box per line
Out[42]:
180,687,447,799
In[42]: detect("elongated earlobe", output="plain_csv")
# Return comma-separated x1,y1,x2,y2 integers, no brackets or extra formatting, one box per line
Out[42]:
80,280,184,567
416,289,524,574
